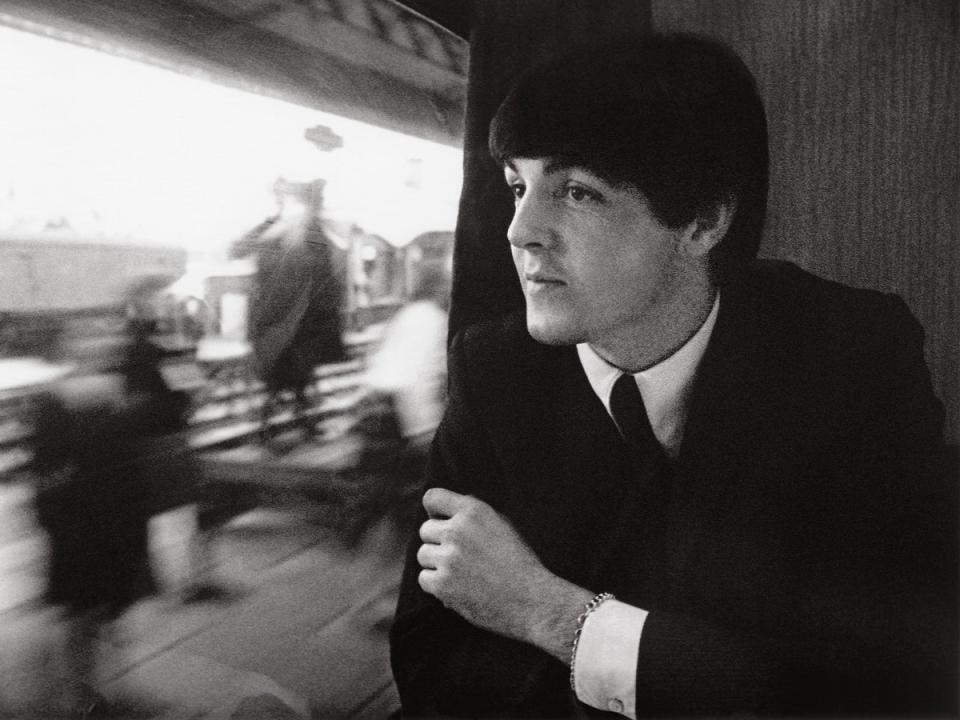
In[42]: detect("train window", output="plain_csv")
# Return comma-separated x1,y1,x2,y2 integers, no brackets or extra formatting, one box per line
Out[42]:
0,6,464,717
0,20,462,352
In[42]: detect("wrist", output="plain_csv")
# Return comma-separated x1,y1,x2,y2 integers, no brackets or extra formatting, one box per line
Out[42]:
523,576,594,663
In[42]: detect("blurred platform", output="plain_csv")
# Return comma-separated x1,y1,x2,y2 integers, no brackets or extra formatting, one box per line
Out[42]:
0,440,412,719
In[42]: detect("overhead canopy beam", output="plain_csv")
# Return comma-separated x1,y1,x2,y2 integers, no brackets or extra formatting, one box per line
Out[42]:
390,0,473,40
0,0,467,146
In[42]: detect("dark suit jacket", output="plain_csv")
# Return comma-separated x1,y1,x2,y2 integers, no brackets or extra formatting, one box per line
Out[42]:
390,261,958,717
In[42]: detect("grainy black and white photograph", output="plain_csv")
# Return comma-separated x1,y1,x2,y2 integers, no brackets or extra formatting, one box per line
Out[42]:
0,1,956,718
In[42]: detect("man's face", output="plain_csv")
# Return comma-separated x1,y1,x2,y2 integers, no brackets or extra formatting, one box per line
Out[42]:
504,157,687,350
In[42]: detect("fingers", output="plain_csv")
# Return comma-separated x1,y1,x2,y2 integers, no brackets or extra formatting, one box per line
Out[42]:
417,567,438,595
416,541,440,570
417,488,492,602
416,531,442,598
419,518,445,544
422,487,471,519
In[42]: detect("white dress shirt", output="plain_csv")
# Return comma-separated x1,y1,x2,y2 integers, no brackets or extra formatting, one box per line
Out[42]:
572,294,720,718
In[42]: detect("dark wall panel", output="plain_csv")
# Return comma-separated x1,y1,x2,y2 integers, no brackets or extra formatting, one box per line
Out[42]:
653,0,959,443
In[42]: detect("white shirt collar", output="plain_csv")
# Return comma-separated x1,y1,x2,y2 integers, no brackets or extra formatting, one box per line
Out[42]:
576,293,720,455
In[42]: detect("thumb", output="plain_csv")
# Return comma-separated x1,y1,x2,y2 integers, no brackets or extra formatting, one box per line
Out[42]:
422,487,469,519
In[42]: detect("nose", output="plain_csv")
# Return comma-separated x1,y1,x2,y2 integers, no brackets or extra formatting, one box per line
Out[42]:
507,193,553,251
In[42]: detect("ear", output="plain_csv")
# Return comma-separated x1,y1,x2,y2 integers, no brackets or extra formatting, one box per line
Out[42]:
678,199,737,258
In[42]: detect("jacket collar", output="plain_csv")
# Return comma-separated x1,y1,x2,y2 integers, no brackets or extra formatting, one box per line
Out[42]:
575,294,720,456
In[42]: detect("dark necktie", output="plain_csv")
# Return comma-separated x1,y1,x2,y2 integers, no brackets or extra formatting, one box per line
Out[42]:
608,373,672,602
609,373,666,463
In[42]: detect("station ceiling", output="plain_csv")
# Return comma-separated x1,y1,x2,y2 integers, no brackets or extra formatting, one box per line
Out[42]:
0,0,471,146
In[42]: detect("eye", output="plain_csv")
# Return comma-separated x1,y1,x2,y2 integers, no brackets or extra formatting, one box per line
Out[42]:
509,183,525,201
561,183,602,203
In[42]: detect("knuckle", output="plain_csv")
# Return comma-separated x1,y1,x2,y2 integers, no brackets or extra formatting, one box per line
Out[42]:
445,517,463,539
434,566,452,588
445,545,462,566
463,497,487,522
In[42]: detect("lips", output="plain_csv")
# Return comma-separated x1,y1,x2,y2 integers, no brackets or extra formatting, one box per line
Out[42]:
525,272,564,285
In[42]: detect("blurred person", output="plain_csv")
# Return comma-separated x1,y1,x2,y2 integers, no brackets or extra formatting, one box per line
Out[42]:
30,313,158,714
122,275,196,432
123,276,231,605
361,267,449,524
178,294,216,344
366,267,450,449
29,275,218,712
233,178,347,446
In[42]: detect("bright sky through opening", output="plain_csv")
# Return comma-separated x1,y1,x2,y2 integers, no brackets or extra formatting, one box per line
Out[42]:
0,22,462,252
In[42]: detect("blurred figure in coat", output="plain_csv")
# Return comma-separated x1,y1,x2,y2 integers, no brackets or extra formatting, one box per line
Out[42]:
31,314,158,714
233,178,346,445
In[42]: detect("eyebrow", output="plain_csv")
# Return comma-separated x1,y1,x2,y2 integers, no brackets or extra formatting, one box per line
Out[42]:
503,158,584,175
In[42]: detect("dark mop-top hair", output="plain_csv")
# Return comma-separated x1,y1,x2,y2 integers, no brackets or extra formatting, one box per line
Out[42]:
489,32,769,282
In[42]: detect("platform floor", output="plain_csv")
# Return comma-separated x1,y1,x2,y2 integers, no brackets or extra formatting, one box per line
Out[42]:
0,447,412,719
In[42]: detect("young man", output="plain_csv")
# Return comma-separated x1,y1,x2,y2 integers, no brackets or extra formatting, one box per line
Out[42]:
390,33,956,717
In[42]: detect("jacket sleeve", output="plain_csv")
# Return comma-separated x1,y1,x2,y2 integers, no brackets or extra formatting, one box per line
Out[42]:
389,330,571,718
630,294,957,715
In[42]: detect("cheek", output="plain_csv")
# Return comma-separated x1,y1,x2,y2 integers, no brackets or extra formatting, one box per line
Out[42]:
582,251,637,291
588,249,659,305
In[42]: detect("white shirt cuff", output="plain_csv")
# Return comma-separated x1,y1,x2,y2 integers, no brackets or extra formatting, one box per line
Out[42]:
572,599,648,719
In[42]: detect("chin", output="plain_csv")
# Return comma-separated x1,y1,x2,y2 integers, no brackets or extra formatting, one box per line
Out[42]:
524,310,582,346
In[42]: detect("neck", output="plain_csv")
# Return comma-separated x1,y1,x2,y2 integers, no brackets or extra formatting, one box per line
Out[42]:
590,277,716,373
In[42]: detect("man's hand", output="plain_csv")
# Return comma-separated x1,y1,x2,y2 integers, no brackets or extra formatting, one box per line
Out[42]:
416,487,593,662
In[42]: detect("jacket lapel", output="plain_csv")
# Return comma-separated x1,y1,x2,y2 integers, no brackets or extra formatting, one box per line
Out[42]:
505,341,639,589
668,275,789,582
515,342,677,597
